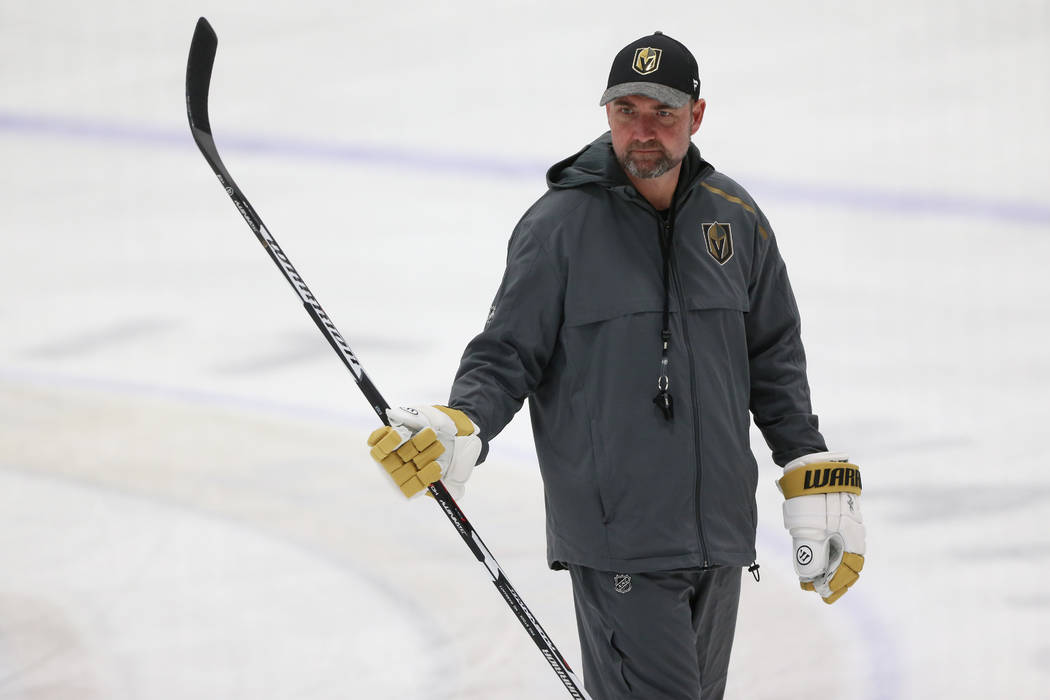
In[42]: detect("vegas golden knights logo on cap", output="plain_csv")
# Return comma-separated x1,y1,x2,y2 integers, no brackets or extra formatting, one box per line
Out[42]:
702,222,734,265
632,47,662,75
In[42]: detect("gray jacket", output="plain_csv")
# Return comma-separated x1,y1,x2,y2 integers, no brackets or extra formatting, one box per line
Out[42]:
450,133,827,572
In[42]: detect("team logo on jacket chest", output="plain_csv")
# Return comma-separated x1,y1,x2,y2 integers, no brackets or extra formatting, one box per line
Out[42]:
702,222,734,265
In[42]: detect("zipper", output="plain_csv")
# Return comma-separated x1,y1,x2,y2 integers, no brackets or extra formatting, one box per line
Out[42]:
661,214,711,568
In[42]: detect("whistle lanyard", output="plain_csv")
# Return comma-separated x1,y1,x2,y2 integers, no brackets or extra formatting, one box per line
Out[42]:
653,209,674,421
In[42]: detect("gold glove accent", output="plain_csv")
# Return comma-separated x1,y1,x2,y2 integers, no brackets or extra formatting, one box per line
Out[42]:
434,405,476,436
810,553,865,604
823,552,864,604
779,462,862,498
368,426,445,498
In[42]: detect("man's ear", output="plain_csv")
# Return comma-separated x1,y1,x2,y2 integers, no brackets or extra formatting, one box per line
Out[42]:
690,98,706,135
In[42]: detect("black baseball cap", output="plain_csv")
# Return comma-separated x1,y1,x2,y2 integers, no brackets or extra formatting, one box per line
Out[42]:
599,31,700,109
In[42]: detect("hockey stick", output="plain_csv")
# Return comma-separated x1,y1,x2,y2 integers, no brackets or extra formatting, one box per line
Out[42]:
185,18,590,700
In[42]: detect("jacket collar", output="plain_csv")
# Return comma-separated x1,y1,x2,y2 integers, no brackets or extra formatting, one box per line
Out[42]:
546,131,714,209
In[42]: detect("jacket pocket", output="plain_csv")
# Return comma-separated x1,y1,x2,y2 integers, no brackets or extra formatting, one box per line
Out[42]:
681,292,749,314
564,291,748,330
564,296,665,328
588,418,614,524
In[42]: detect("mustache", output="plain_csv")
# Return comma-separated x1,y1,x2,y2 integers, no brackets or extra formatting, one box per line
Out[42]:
627,141,667,152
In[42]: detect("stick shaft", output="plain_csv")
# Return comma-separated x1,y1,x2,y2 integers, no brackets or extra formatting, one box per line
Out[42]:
185,18,590,699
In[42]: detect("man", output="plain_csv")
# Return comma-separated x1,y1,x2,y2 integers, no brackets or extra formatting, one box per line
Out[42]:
367,32,866,699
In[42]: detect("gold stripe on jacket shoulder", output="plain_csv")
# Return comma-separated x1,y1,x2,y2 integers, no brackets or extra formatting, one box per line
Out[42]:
700,182,769,240
780,462,862,498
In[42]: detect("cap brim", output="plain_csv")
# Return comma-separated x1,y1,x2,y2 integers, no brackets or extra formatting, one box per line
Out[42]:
599,82,691,108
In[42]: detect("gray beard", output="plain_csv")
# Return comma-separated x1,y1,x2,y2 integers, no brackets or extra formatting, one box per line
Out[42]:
619,149,682,179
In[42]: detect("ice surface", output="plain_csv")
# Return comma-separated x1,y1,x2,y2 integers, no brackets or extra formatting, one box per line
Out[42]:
1,1,1048,698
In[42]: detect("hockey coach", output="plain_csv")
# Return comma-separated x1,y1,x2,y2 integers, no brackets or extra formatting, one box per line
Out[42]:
367,31,867,699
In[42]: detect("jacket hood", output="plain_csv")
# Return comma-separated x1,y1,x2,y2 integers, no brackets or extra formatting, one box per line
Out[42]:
546,132,713,202
546,132,626,190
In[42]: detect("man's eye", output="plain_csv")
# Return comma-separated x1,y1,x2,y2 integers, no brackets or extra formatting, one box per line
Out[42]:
657,111,672,118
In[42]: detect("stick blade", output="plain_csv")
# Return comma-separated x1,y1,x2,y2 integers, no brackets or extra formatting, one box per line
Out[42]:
186,17,218,136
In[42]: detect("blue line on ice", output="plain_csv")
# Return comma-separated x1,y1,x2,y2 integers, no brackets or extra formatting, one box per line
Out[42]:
3,110,1048,226
755,527,904,700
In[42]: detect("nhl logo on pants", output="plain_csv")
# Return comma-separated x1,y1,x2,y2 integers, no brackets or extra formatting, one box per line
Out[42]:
613,573,632,594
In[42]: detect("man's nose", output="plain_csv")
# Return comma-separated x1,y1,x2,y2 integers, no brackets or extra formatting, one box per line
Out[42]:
631,114,659,140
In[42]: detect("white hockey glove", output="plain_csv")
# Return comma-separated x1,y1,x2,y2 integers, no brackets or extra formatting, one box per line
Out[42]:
367,405,482,500
778,452,865,604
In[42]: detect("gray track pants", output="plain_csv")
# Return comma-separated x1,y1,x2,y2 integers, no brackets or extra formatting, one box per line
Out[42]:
568,565,742,700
